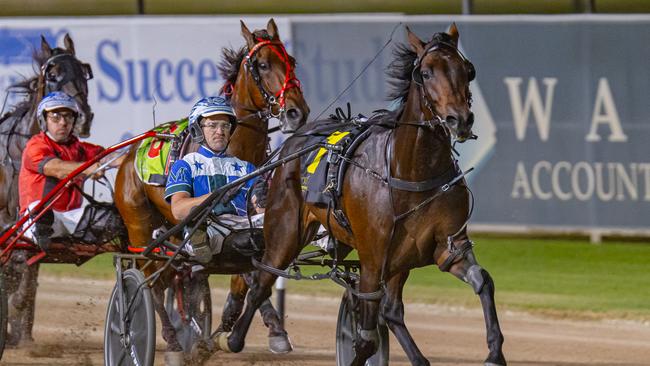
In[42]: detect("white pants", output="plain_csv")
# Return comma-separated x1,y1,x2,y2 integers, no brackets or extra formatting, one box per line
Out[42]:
23,200,85,242
184,213,330,254
185,213,264,255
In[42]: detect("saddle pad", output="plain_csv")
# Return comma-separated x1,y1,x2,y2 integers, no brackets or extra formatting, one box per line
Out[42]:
135,119,188,186
300,124,366,205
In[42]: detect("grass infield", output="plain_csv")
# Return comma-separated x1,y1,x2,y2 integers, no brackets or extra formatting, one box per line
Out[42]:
40,236,650,321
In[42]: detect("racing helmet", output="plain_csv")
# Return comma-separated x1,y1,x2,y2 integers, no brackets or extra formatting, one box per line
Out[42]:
36,91,79,132
188,96,237,144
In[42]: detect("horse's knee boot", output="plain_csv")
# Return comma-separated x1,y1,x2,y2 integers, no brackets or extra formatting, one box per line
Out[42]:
355,327,379,357
358,328,379,345
466,265,493,295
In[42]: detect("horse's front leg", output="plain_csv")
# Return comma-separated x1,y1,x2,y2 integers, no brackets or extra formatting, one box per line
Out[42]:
4,253,25,346
151,280,183,365
445,244,506,366
216,274,248,334
6,253,39,347
381,270,429,366
242,272,293,353
352,266,382,366
221,270,275,353
18,262,39,346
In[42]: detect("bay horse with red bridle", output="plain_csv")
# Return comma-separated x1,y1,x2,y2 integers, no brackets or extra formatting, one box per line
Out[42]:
0,34,94,346
224,24,506,366
113,19,309,358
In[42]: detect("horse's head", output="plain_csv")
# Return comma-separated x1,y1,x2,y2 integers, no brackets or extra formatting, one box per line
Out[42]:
38,34,94,138
235,19,310,133
407,24,475,142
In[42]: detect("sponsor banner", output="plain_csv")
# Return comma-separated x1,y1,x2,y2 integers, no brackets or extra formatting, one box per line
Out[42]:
2,15,648,231
0,17,292,147
291,15,650,231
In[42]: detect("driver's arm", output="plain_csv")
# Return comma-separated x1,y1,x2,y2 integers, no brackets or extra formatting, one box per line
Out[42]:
170,191,211,221
42,159,102,180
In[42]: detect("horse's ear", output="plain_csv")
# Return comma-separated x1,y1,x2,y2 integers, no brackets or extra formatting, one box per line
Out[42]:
266,18,280,40
447,23,459,46
240,20,256,49
63,33,76,55
406,26,424,54
40,35,52,58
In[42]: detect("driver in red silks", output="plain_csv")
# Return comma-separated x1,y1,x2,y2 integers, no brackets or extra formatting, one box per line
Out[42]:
19,91,108,250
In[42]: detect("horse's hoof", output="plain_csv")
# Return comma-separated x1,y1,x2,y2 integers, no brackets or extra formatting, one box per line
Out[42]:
485,363,506,366
17,337,35,348
189,339,214,364
214,332,232,353
164,351,183,366
268,334,293,354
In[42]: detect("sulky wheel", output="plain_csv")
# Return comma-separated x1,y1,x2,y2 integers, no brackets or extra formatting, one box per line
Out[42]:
104,268,155,366
165,272,212,354
0,272,7,360
336,289,389,366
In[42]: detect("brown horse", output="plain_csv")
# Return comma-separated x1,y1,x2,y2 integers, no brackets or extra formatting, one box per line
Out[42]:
0,34,94,346
113,19,309,358
225,24,506,366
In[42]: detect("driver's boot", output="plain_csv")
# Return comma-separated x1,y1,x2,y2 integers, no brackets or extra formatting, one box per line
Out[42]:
33,210,54,252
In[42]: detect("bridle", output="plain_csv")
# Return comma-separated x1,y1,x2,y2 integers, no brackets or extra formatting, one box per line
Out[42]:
405,37,475,134
41,53,93,97
239,37,301,122
40,52,94,134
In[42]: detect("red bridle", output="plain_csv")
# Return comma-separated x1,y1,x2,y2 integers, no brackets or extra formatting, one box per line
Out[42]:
240,38,302,111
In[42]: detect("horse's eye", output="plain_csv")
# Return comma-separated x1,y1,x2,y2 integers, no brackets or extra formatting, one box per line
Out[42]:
421,70,432,80
258,62,269,71
46,72,58,81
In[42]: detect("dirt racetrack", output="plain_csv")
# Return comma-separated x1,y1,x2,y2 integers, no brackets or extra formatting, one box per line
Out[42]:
1,276,649,366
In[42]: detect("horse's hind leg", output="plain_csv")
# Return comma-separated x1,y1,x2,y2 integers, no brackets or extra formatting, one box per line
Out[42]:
381,271,429,366
446,246,506,366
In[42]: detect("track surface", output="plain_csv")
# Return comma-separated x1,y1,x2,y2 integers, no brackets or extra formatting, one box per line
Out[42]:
1,276,649,365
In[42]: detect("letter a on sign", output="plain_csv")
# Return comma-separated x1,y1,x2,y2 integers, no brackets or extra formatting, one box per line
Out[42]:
585,78,627,142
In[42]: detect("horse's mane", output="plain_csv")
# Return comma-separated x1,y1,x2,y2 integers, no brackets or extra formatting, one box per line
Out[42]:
0,46,62,126
218,46,247,95
218,29,275,97
386,42,417,105
386,32,455,106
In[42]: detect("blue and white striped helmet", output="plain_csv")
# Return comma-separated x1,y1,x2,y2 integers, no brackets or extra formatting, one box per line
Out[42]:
188,96,237,143
37,91,79,131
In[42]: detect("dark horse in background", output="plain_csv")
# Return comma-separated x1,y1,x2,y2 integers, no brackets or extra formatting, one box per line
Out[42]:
0,35,94,346
224,24,507,366
114,19,309,361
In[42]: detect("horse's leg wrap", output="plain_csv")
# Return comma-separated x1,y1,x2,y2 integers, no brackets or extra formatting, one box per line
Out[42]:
358,328,379,344
465,264,489,295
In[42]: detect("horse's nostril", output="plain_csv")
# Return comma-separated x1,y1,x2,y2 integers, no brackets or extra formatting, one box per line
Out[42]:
446,116,459,127
286,108,302,122
467,112,475,127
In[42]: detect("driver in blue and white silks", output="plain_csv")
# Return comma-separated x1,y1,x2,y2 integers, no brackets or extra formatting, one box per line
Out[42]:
164,96,264,263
